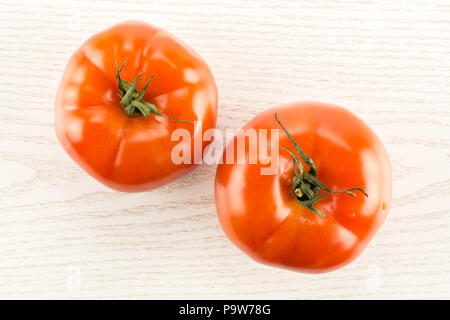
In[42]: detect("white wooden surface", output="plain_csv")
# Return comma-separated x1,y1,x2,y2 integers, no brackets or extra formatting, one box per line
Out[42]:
0,0,449,299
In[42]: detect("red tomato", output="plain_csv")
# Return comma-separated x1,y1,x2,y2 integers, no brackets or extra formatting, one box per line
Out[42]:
215,101,392,273
55,21,218,192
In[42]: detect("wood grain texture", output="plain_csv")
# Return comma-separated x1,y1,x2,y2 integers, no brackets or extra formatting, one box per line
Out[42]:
0,0,449,299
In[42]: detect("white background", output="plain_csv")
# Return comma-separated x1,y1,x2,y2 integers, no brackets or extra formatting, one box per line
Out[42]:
0,0,449,299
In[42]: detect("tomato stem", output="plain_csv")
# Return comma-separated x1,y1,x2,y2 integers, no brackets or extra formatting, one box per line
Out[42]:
275,113,368,217
115,60,192,122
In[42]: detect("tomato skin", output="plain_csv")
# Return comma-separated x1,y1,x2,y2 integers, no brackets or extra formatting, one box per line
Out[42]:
55,21,218,192
215,101,392,273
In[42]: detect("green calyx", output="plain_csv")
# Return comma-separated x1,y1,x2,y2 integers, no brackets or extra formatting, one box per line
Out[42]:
115,60,191,122
275,113,368,217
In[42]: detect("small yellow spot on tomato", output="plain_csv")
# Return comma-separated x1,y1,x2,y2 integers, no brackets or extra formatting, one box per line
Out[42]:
382,202,387,210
